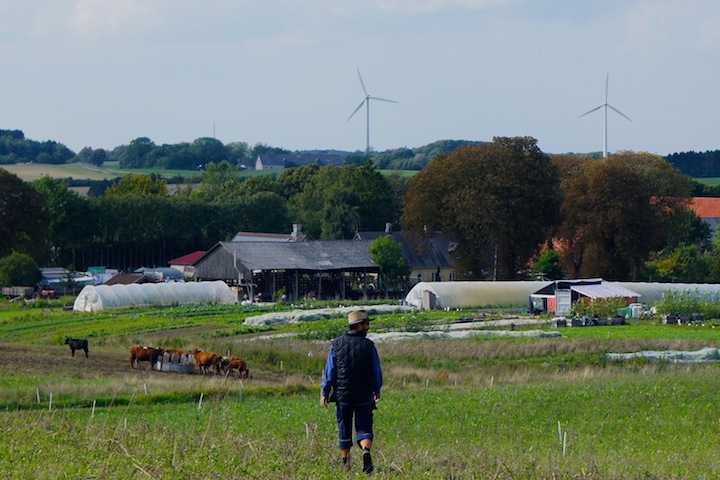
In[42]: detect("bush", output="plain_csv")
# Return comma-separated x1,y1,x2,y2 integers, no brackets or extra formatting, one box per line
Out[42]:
0,252,40,287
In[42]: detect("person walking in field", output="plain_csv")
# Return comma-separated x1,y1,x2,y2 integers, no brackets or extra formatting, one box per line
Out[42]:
321,309,383,474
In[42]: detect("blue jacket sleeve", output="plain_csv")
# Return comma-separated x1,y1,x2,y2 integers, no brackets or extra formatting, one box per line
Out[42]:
321,346,336,398
372,345,383,396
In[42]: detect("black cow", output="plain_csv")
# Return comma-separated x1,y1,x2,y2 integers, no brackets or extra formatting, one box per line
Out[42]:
65,338,89,358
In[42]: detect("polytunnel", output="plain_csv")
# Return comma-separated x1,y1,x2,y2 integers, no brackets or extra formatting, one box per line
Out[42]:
73,281,237,312
614,282,720,304
405,280,720,311
404,281,551,310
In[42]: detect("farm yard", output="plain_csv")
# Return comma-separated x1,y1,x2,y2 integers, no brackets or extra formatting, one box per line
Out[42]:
1,300,720,478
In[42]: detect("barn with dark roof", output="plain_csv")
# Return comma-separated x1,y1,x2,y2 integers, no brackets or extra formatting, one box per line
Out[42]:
193,240,380,301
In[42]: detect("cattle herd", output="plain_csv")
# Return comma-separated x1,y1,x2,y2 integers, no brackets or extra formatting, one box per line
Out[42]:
63,338,250,379
129,345,250,378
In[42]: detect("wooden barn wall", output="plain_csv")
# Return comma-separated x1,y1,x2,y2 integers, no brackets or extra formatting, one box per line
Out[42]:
195,248,242,283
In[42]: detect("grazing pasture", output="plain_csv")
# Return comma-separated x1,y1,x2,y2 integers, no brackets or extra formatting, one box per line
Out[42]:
1,301,719,478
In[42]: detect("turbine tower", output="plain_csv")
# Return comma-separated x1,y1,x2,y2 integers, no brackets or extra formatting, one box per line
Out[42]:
347,68,397,155
579,74,631,158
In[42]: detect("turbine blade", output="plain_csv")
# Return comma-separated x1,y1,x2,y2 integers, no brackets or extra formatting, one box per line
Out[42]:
368,96,398,104
347,99,366,121
357,68,368,96
578,105,603,118
607,104,631,121
605,73,609,103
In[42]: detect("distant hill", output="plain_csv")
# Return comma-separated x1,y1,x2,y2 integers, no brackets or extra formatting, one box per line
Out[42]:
3,128,716,177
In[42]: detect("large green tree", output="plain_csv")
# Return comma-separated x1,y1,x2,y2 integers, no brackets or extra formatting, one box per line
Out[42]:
191,161,241,202
118,137,156,168
35,176,92,267
369,236,411,295
0,169,50,263
402,137,561,280
558,152,694,280
286,164,393,239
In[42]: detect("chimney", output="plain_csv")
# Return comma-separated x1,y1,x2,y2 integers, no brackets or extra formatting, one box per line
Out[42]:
385,222,393,234
291,224,302,240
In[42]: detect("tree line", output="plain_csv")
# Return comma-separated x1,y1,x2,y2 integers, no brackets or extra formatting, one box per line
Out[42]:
4,127,720,176
0,129,485,172
1,136,718,286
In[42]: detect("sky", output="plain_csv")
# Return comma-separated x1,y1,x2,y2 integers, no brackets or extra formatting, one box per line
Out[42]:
1,0,719,157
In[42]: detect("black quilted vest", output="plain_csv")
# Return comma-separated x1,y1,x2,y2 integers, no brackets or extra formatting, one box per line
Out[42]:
332,332,375,404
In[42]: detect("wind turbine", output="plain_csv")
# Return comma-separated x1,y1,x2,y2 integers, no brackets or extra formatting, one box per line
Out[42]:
347,68,397,155
579,73,631,158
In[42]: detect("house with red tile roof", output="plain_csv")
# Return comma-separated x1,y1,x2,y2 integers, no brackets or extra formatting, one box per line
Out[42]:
689,197,720,239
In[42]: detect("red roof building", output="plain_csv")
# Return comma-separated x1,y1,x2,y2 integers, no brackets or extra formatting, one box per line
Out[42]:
689,197,720,239
168,251,206,278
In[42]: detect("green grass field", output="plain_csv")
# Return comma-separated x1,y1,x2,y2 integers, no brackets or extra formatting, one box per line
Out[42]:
1,301,719,478
2,161,419,183
695,177,720,186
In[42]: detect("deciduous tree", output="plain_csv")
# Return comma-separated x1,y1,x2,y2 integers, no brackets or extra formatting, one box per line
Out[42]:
402,137,561,279
558,152,693,280
35,176,92,267
370,236,411,296
0,169,49,263
0,251,40,287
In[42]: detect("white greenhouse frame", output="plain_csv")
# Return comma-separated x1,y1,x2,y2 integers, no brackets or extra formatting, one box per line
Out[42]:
73,281,237,312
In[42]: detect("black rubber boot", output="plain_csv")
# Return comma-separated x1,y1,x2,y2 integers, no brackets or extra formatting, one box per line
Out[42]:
362,448,374,474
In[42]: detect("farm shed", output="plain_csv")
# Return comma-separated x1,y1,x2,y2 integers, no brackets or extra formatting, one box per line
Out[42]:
72,280,236,312
404,281,551,310
530,279,640,316
194,240,380,301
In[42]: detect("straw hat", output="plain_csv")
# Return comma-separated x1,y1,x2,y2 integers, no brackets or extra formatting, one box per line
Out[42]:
348,309,371,326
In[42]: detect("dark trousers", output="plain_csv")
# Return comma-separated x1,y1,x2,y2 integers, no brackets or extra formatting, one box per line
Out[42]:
335,402,374,450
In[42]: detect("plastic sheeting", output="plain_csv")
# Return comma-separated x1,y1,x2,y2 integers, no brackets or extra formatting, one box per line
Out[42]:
614,282,720,304
73,281,237,312
405,280,720,310
404,281,551,309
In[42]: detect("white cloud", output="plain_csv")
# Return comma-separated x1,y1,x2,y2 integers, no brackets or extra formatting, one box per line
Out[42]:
375,0,507,13
624,0,720,56
68,0,163,37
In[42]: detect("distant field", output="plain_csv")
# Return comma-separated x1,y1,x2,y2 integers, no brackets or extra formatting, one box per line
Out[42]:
695,177,720,186
2,162,418,182
2,162,129,181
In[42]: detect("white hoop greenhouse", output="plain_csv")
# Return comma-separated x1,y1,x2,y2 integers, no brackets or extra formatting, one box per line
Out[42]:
405,280,720,310
405,281,550,309
73,281,237,312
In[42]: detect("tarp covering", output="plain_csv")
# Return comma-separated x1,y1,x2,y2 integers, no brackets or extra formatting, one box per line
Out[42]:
73,281,236,312
404,281,551,309
570,283,639,299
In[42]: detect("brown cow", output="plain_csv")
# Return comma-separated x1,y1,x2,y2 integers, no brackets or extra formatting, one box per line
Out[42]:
162,348,186,360
130,346,164,369
219,356,250,379
191,349,223,375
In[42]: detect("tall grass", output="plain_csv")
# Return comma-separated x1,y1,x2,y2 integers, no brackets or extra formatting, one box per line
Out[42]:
657,288,720,318
3,302,720,477
2,366,720,478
